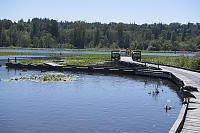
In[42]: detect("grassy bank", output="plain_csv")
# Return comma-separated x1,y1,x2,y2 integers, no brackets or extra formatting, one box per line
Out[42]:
141,50,198,54
18,54,110,66
142,54,200,70
0,52,110,66
61,54,110,65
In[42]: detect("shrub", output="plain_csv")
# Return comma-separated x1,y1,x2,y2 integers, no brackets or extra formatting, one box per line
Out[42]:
190,54,200,70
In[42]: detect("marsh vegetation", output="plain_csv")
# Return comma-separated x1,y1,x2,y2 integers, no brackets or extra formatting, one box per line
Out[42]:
8,72,79,82
1,50,199,70
142,54,200,70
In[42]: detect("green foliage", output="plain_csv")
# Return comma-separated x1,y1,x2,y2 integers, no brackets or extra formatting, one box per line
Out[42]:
0,52,110,66
190,54,200,70
0,19,200,51
59,54,110,66
142,54,200,70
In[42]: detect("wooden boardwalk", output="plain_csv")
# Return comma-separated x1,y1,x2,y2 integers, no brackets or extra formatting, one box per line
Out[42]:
120,57,200,133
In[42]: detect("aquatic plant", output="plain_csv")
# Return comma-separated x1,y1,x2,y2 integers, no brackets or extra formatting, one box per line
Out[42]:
16,53,110,66
9,72,79,82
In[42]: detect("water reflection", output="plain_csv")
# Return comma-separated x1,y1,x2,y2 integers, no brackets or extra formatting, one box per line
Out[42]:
0,65,182,133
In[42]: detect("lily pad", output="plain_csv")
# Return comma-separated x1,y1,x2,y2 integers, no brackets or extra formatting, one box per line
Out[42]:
9,72,79,82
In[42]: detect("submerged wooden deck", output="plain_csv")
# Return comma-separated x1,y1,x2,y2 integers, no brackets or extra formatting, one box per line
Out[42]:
121,56,200,133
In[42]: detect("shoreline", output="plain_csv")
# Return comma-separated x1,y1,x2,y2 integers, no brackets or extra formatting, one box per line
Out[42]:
0,47,198,54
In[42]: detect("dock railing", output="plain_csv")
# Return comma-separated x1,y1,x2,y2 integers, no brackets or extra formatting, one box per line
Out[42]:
111,50,142,62
131,50,141,61
111,50,125,61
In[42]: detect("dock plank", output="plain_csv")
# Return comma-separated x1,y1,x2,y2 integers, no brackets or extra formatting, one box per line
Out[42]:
44,62,63,67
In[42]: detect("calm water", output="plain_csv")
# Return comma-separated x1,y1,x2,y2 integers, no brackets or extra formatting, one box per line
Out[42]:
0,59,182,133
0,48,195,56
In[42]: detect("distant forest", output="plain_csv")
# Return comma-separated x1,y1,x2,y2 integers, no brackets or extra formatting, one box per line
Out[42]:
0,18,200,51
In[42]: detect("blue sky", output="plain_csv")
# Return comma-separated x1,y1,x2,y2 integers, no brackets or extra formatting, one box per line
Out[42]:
1,0,199,24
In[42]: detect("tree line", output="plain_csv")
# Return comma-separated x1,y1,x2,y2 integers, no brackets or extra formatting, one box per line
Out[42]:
0,18,200,51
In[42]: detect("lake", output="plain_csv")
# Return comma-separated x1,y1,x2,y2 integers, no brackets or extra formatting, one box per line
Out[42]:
0,58,182,133
0,48,195,56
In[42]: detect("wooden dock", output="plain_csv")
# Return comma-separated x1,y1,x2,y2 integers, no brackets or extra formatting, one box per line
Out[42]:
121,56,200,133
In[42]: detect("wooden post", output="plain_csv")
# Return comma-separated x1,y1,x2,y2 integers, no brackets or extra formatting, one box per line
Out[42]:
15,57,17,62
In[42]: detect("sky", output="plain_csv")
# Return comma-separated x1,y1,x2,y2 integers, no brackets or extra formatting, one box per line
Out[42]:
0,0,199,24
